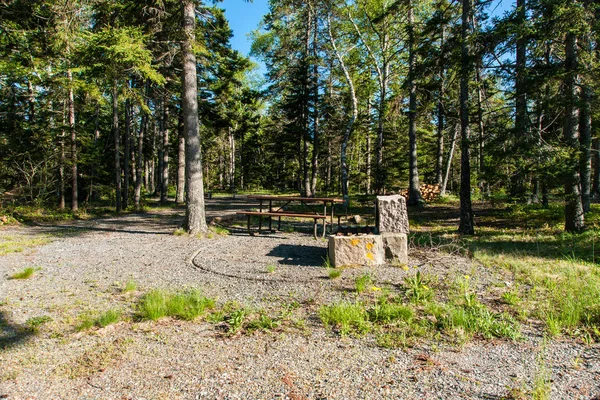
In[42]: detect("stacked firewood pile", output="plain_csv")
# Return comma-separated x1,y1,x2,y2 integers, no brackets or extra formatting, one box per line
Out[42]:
397,184,441,203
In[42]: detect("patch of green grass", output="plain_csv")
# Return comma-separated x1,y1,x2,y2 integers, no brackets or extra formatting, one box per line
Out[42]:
368,298,414,324
210,225,230,235
532,344,551,400
0,236,50,256
354,273,373,294
322,256,332,269
327,268,341,279
9,267,40,280
173,228,188,236
137,289,215,321
76,309,121,331
246,312,280,333
123,280,137,293
226,308,247,334
319,301,370,336
25,315,53,333
266,264,277,274
404,271,434,304
435,302,521,341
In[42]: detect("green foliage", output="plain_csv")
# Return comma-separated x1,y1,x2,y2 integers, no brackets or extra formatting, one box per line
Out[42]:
404,271,434,304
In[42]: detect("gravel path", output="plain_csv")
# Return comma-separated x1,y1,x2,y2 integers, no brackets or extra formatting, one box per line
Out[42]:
0,199,599,399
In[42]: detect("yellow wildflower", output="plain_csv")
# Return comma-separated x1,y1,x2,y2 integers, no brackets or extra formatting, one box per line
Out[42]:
371,286,382,291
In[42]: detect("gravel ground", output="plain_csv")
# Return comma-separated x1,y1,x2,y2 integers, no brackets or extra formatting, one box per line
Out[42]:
0,199,599,399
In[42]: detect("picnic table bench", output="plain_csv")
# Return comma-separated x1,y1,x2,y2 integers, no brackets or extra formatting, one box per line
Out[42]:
237,195,344,238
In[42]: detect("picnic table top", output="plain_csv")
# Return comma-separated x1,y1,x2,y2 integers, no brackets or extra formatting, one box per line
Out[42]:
247,195,345,203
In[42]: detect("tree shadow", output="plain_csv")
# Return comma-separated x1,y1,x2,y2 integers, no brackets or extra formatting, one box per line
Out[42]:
267,244,327,267
0,311,35,352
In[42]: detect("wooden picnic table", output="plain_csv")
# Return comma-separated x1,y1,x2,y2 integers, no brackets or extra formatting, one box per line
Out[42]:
237,195,344,238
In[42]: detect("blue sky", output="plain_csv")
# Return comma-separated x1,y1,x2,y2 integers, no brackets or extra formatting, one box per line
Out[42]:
220,0,269,57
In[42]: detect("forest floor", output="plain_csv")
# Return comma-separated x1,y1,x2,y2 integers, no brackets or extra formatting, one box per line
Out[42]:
1,196,599,399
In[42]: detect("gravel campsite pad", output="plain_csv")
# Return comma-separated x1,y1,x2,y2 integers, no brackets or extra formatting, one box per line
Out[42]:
1,204,599,399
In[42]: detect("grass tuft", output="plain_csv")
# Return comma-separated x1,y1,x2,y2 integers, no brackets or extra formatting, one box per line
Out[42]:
9,267,40,280
137,289,215,321
320,301,370,336
354,273,373,294
327,268,342,279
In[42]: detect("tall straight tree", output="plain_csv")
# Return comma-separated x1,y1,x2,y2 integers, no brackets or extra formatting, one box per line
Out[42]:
458,0,474,234
182,0,208,234
407,0,423,206
563,31,584,232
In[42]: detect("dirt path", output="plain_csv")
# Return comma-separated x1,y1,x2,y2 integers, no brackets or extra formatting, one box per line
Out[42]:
0,201,598,399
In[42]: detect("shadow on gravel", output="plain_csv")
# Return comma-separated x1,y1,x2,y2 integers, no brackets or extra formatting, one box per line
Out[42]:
0,311,35,352
267,244,327,266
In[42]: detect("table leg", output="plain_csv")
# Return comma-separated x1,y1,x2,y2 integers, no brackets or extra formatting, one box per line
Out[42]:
269,200,273,232
247,215,251,235
330,202,335,233
278,216,281,231
322,219,326,238
258,214,262,233
313,219,317,239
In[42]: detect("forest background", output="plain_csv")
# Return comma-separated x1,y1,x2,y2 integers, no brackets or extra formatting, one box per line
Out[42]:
0,0,598,234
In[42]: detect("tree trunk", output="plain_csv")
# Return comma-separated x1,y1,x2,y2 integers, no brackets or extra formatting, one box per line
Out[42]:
593,137,600,199
112,82,122,212
563,32,584,232
407,0,422,206
436,27,445,188
68,69,78,212
134,85,147,210
176,110,186,204
182,0,208,234
366,100,372,194
441,124,458,196
310,15,320,197
228,126,235,189
579,34,592,213
458,0,474,234
123,98,131,209
59,101,66,210
328,15,357,203
161,95,170,204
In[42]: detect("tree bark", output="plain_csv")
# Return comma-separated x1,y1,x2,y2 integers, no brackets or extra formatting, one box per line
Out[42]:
68,69,78,212
329,14,357,203
112,82,122,212
441,124,458,196
563,32,584,232
182,0,208,234
134,84,148,210
176,109,186,204
579,34,592,213
436,26,445,187
458,0,474,234
123,98,131,209
161,95,170,204
310,12,320,197
407,0,422,206
59,101,66,210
